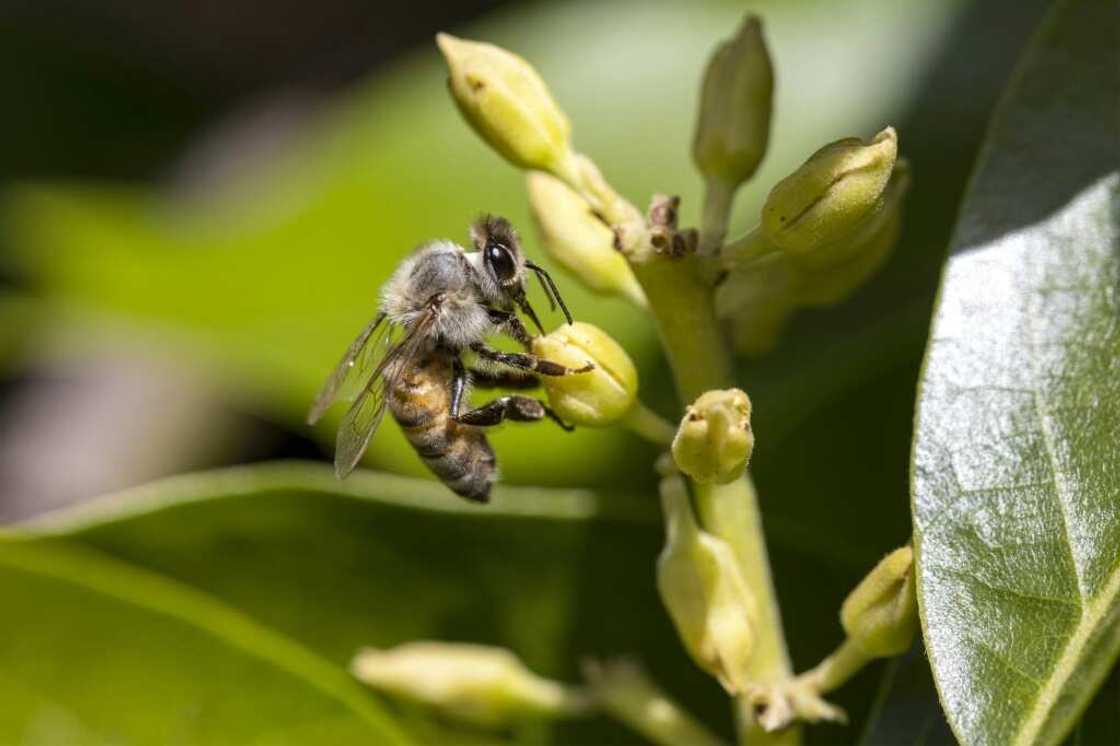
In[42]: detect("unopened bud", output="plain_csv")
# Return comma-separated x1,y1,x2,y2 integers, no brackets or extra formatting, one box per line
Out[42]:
437,33,577,179
692,16,774,188
762,127,898,269
656,474,756,693
531,322,637,427
672,389,754,484
352,641,587,728
840,546,918,657
526,172,646,307
794,160,910,305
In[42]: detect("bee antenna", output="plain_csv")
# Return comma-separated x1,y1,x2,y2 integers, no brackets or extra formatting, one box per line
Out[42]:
526,261,574,325
517,291,547,335
531,266,558,312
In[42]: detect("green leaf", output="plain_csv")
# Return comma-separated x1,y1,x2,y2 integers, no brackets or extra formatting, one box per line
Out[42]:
0,538,412,745
11,463,726,744
911,1,1120,745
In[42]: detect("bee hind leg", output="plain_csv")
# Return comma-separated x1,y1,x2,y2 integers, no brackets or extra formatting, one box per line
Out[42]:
453,395,574,432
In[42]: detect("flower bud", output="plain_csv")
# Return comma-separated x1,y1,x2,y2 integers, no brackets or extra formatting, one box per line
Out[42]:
692,15,774,188
840,546,918,658
526,172,646,307
352,641,587,728
531,322,637,427
761,127,898,270
794,160,910,306
656,474,757,693
671,389,754,484
437,33,577,179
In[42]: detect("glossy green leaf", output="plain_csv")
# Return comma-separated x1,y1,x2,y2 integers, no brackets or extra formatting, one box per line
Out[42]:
911,2,1120,745
0,539,412,745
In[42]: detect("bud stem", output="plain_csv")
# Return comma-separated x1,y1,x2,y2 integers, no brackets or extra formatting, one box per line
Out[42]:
627,251,796,746
622,402,677,446
698,177,738,256
797,637,874,695
722,225,780,268
584,660,728,746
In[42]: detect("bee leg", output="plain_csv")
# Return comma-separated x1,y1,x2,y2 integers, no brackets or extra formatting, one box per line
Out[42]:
468,367,540,389
470,342,593,377
454,395,574,431
485,308,533,350
449,356,469,416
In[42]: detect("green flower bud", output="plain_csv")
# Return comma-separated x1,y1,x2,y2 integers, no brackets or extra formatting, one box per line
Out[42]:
526,172,647,307
762,127,898,270
671,389,754,484
840,546,918,657
437,33,577,179
692,15,774,187
656,474,757,693
794,160,910,306
352,641,587,728
531,322,637,427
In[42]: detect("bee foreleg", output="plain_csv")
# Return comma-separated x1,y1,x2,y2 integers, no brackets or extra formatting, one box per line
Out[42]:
470,342,593,377
453,395,573,431
485,308,533,350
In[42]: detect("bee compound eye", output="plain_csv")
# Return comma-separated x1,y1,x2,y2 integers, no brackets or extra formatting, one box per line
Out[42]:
487,243,516,282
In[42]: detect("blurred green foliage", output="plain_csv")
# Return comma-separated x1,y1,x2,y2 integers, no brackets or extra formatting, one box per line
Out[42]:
0,536,411,745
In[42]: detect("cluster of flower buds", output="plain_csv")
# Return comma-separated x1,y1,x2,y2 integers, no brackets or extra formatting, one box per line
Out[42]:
671,389,754,483
352,641,588,728
717,129,909,355
656,473,757,693
439,32,646,304
531,321,638,427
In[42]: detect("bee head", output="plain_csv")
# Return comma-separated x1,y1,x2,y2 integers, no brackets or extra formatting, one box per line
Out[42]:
471,214,525,289
470,214,574,333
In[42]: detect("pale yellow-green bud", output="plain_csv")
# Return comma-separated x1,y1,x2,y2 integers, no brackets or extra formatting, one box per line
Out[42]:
692,15,773,188
794,160,910,306
671,389,754,484
352,641,587,728
531,322,638,427
762,127,898,270
526,172,647,307
437,33,577,179
656,474,756,693
840,546,918,658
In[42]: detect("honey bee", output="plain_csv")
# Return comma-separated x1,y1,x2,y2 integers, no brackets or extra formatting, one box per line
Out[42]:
307,215,591,502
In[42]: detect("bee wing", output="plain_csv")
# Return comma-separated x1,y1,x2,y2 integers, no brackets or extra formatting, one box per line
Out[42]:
333,310,437,478
307,312,391,426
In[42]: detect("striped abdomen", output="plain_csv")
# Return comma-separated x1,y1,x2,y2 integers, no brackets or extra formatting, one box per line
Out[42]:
388,354,496,502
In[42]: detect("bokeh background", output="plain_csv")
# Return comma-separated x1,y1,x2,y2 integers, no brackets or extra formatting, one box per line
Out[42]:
0,0,1053,741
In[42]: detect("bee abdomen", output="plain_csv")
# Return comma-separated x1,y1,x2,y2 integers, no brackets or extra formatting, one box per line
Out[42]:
395,405,496,503
422,432,496,503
